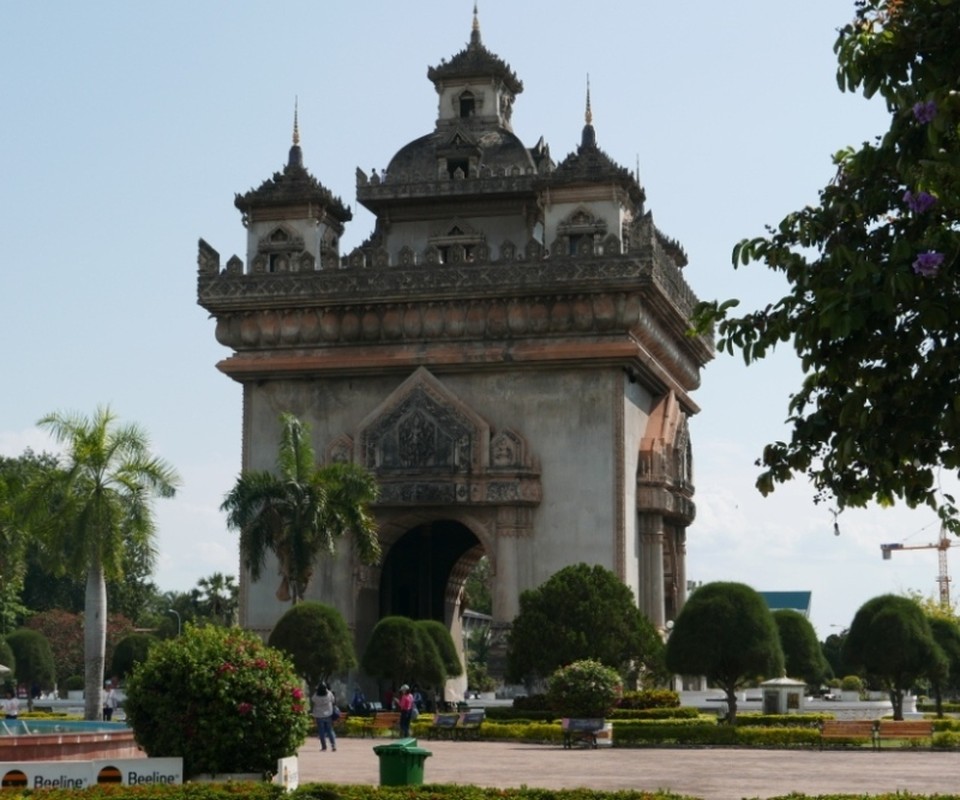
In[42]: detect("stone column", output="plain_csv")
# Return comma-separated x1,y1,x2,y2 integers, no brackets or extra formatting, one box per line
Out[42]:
675,527,687,616
638,512,665,629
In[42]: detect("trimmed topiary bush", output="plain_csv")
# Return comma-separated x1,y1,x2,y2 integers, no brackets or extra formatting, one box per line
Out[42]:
110,633,159,681
123,624,311,777
268,601,356,689
619,688,680,709
6,628,55,696
840,674,864,692
546,659,620,718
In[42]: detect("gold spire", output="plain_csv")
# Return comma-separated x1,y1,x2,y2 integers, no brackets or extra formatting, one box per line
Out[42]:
292,97,300,146
470,2,481,47
585,75,592,125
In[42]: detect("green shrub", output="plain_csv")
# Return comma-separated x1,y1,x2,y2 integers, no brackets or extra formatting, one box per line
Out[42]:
124,624,311,777
933,730,960,749
546,660,620,718
840,675,864,692
608,706,700,720
618,689,680,709
733,712,827,728
612,720,819,747
484,707,558,723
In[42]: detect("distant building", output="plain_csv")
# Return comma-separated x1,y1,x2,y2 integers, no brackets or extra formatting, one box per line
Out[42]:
759,591,812,618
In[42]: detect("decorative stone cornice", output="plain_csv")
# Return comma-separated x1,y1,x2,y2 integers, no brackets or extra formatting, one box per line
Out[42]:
198,249,699,314
198,247,713,403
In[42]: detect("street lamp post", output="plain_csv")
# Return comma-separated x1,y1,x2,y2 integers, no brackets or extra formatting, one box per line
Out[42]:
168,609,181,637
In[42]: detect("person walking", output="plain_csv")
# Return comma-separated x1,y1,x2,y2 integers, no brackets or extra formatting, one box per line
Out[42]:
102,684,118,721
311,683,337,752
397,684,415,737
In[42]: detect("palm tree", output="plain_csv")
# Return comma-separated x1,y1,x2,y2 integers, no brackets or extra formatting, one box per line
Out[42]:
24,407,179,720
222,413,381,605
197,572,238,626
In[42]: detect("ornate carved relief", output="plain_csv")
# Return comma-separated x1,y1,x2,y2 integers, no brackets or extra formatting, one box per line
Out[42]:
637,392,695,525
358,368,487,473
197,239,220,275
325,434,354,464
343,368,541,510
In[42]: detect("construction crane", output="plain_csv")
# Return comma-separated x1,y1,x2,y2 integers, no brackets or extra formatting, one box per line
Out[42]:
881,524,951,607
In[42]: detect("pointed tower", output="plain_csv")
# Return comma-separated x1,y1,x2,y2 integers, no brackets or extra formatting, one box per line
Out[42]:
543,79,646,257
233,104,352,273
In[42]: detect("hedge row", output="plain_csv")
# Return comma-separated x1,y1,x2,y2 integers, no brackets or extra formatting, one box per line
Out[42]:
611,722,819,747
483,706,700,723
17,785,960,800
0,783,698,800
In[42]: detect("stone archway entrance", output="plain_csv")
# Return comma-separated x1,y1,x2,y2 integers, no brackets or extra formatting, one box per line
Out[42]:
379,519,483,623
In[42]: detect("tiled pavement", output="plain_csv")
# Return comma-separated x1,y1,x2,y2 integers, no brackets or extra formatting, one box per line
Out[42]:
295,735,959,800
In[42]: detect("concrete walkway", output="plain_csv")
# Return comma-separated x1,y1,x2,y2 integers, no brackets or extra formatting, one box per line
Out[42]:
295,737,959,800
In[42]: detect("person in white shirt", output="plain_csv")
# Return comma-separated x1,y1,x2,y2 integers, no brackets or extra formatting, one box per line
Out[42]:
103,685,118,721
310,683,337,752
3,691,19,719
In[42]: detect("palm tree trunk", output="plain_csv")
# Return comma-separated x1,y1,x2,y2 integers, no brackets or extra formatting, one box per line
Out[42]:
84,560,107,720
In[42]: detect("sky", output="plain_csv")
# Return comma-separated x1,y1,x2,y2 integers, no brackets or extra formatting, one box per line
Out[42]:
1,1,954,639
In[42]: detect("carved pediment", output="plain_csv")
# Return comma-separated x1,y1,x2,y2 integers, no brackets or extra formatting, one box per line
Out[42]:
345,368,541,507
430,217,482,242
258,225,305,253
357,367,489,473
439,127,479,153
558,206,608,235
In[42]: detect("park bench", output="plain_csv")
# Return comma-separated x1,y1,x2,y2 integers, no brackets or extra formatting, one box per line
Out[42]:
819,719,876,749
359,711,401,738
455,710,485,740
875,719,934,748
428,712,461,740
562,717,604,749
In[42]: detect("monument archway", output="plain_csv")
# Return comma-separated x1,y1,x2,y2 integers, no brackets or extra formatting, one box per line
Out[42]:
379,519,483,623
198,11,714,695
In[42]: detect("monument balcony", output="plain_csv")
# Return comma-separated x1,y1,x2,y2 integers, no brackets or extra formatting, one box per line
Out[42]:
356,172,539,210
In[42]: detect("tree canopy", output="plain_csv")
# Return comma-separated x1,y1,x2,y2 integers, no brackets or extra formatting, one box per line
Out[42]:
267,601,357,689
416,619,463,679
6,629,56,705
773,609,831,686
927,615,960,717
693,0,960,525
506,563,664,684
222,413,381,604
842,593,944,719
110,632,159,681
665,582,783,723
0,451,57,631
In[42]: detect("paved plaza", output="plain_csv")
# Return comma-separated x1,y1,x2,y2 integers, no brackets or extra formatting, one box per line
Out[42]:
295,737,960,800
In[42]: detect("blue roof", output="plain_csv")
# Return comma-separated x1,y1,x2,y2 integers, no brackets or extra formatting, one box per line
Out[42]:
759,591,812,617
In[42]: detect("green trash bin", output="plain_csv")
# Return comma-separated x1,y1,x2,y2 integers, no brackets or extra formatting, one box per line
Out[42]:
373,738,432,786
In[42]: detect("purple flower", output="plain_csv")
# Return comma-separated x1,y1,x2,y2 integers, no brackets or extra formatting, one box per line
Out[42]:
913,100,937,124
904,190,937,214
912,251,944,277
